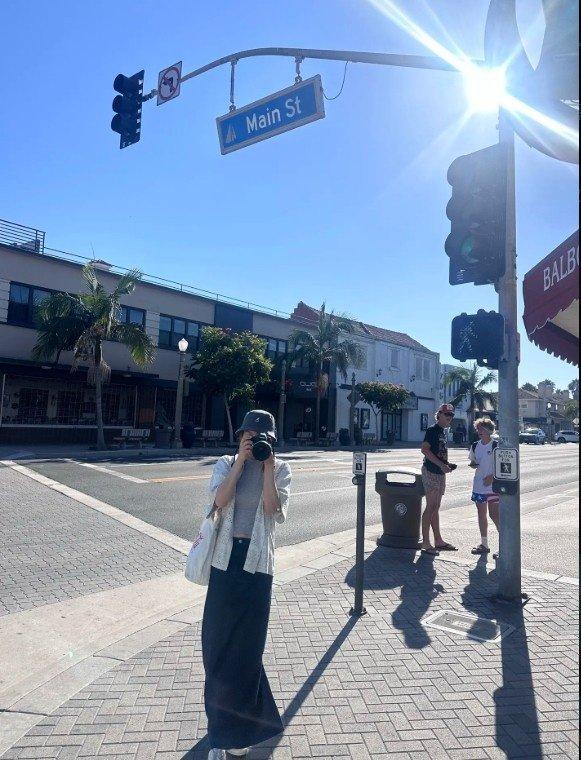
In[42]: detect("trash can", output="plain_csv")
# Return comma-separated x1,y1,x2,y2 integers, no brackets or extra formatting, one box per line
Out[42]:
375,469,425,549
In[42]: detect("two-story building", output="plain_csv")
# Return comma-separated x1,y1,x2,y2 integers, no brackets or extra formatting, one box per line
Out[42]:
291,302,440,443
0,220,322,445
518,383,570,436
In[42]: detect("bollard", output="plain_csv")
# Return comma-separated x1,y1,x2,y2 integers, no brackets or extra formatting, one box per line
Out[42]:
350,453,367,617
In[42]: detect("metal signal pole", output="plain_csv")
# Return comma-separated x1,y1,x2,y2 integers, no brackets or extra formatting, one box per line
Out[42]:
496,110,521,600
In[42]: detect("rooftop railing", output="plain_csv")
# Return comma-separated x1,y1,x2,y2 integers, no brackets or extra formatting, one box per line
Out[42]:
0,219,45,254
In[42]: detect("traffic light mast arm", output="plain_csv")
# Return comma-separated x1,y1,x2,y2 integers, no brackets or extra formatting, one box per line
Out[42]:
142,47,482,101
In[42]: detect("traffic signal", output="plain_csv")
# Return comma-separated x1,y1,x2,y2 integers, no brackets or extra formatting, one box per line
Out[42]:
445,143,508,286
451,310,505,369
111,70,144,149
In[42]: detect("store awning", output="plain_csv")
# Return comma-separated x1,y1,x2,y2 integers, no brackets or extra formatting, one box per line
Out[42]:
523,230,579,366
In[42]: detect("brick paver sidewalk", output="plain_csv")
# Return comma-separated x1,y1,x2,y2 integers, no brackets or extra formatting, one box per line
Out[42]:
1,545,578,759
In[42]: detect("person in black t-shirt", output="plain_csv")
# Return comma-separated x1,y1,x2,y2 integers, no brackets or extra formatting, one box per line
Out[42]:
420,404,458,555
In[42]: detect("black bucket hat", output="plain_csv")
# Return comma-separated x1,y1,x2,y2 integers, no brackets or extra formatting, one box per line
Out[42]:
235,409,277,442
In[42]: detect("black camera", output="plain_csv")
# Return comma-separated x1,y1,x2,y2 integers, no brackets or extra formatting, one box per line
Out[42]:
251,433,273,461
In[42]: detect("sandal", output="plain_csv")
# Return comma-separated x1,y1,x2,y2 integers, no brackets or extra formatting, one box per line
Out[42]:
421,547,439,556
435,542,458,552
471,544,490,555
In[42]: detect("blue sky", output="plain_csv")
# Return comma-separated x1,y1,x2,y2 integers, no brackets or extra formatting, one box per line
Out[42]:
0,0,578,389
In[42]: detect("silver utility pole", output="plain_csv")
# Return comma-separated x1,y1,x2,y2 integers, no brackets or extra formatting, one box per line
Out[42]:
497,110,521,599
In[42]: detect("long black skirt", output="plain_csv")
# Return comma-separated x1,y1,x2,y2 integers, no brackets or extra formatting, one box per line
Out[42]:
201,538,283,751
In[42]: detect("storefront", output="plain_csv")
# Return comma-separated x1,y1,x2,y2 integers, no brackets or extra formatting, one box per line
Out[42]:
0,361,160,444
523,230,579,366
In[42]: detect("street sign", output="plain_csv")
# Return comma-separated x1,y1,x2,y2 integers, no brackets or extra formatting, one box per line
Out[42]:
216,75,325,155
157,62,182,105
494,448,519,481
353,452,367,476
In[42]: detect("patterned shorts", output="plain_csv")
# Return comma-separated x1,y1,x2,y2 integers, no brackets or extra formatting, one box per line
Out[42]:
421,466,446,497
472,492,500,505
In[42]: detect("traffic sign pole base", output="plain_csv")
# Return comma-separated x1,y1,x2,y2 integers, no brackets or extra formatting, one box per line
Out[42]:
349,606,368,617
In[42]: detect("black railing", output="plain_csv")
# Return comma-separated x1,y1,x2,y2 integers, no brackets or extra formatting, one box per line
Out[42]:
0,219,45,254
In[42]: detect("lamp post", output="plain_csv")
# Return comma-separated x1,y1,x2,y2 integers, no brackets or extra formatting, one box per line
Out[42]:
173,338,188,448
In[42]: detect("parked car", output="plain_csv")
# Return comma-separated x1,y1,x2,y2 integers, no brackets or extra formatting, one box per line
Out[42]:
519,428,547,445
554,430,579,443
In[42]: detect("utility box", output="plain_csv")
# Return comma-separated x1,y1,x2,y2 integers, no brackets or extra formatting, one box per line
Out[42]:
375,470,425,549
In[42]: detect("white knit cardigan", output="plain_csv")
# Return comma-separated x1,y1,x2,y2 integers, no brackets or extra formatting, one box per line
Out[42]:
207,455,292,576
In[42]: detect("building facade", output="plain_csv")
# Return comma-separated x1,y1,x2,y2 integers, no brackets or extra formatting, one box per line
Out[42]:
291,303,440,443
0,222,322,445
518,384,571,436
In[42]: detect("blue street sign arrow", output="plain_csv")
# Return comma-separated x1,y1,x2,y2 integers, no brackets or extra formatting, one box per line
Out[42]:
216,75,325,155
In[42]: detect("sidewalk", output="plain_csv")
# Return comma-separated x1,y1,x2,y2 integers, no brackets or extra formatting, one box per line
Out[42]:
0,465,578,759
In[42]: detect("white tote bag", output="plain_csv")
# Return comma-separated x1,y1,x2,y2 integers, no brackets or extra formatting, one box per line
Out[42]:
185,509,220,586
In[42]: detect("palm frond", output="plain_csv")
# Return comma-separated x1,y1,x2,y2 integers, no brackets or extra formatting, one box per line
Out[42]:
112,323,155,366
82,264,102,294
113,269,142,298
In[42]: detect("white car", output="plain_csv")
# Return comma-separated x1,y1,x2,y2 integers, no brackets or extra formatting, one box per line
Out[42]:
554,430,579,443
519,428,547,445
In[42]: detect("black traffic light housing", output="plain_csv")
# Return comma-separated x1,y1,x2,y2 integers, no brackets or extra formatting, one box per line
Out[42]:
451,310,505,369
111,70,144,149
446,143,508,286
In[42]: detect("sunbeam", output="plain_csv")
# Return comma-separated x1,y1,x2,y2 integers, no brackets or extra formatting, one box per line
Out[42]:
367,0,578,147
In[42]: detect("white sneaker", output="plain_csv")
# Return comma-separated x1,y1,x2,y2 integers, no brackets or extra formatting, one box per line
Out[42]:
207,750,227,760
227,750,250,757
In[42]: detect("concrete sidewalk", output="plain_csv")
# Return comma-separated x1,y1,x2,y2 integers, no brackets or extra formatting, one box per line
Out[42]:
0,463,578,759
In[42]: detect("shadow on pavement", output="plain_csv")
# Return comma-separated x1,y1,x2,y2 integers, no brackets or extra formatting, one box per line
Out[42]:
460,556,543,759
345,547,445,649
182,617,359,759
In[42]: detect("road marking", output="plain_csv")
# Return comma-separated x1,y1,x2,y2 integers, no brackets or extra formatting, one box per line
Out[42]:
148,475,209,483
292,485,354,496
63,459,148,483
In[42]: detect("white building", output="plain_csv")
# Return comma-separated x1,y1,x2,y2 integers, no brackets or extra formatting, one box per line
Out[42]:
291,304,440,443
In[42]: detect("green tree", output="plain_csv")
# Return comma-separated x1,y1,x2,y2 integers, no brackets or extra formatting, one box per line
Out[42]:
187,327,272,443
540,379,556,391
443,363,497,439
357,381,411,441
520,382,537,393
568,378,579,399
32,264,155,450
289,303,364,443
565,399,579,420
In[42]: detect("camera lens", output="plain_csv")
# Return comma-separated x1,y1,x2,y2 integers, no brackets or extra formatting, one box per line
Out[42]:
251,434,272,461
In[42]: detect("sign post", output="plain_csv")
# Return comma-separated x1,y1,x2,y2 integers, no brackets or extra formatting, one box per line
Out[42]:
350,453,367,617
216,75,325,155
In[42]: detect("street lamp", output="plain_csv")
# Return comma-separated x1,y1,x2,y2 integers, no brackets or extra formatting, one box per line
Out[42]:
173,338,189,448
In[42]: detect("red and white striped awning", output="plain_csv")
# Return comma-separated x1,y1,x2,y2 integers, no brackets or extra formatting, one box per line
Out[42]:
522,230,579,366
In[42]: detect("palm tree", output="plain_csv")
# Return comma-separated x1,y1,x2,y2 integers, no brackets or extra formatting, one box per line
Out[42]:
32,264,155,450
289,303,364,443
443,363,497,439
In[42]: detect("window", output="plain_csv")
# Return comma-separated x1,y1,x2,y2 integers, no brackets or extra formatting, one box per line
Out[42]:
17,388,49,424
415,357,422,379
119,305,145,327
158,314,202,351
421,413,429,431
423,358,431,381
358,408,370,430
262,337,288,361
390,349,400,369
7,282,52,326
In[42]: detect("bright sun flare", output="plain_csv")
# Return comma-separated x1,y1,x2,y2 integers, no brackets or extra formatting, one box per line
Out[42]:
463,66,507,114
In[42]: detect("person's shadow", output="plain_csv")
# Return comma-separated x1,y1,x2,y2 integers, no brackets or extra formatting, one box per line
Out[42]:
460,555,542,759
345,546,445,649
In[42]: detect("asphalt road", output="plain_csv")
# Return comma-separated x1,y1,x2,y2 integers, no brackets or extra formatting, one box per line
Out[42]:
20,444,579,577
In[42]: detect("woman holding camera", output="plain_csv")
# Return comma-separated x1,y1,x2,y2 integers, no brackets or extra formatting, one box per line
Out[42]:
203,410,291,760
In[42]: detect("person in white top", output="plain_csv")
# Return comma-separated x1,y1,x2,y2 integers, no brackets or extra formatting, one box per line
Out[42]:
468,417,500,555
